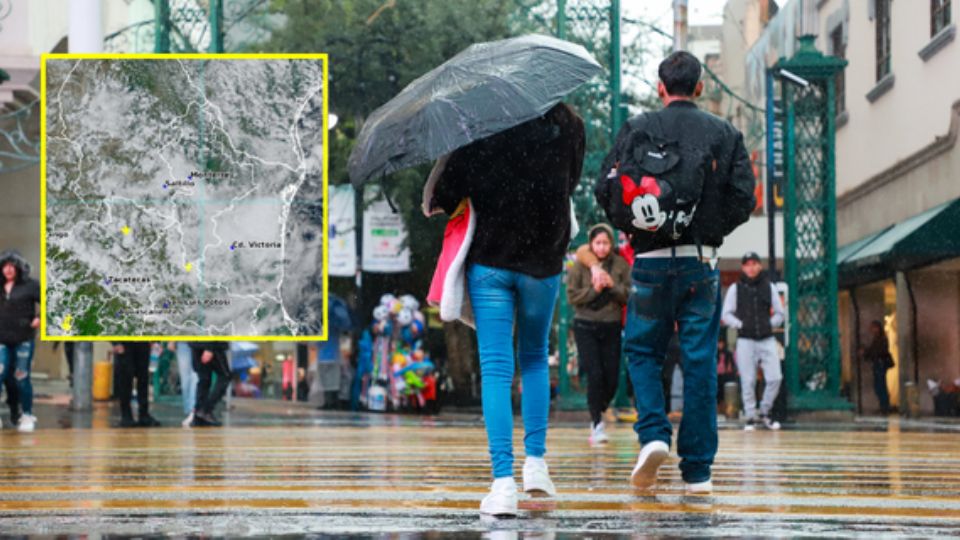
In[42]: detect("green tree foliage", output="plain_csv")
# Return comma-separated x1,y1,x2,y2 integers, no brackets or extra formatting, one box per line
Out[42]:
255,0,655,319
257,0,532,315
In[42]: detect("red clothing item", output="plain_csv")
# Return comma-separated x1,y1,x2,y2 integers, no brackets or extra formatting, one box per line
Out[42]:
618,240,633,325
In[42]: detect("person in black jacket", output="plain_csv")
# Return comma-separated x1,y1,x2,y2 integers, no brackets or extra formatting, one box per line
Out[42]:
0,251,40,432
189,341,231,427
596,52,755,495
430,103,584,517
111,341,161,428
861,320,893,414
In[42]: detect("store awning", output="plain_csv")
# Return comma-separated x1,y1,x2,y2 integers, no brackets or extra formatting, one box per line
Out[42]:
839,197,960,288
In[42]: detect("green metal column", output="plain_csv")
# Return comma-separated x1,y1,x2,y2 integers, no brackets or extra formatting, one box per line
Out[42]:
777,35,851,411
154,0,171,53
554,0,625,411
608,0,631,410
554,0,583,410
209,0,224,53
557,0,567,39
609,0,622,138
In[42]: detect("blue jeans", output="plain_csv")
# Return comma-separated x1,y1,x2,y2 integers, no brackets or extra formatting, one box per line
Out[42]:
177,343,198,414
0,341,34,415
624,257,721,483
467,264,560,479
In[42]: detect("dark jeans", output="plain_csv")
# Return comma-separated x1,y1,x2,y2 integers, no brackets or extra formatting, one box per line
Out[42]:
193,348,231,415
0,342,22,421
623,257,721,484
64,342,75,386
115,343,152,419
573,319,622,426
872,361,890,413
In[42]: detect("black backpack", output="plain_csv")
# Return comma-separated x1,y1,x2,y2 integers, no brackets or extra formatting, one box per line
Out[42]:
596,113,712,243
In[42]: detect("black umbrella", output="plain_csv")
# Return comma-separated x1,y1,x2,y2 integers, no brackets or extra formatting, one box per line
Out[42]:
348,34,602,187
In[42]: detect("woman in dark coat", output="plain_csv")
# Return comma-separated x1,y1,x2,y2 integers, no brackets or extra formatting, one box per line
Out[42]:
430,102,585,516
862,320,894,414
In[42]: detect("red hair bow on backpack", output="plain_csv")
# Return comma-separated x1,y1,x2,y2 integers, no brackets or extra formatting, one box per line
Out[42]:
620,174,661,205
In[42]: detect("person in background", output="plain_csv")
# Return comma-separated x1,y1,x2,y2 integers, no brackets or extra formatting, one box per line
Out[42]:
189,341,231,427
716,336,738,406
0,251,40,432
112,341,161,428
861,320,894,414
721,252,785,431
566,223,630,445
175,342,198,428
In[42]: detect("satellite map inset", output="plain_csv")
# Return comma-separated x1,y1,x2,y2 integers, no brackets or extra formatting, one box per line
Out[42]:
43,57,327,338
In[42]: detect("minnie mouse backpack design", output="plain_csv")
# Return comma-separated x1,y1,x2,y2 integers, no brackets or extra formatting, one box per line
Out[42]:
596,113,712,243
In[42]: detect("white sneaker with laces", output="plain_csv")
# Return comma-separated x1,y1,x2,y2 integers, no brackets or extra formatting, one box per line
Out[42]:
480,477,518,517
630,440,669,489
589,421,609,445
522,457,556,497
685,479,713,495
17,414,36,433
182,412,195,429
761,415,781,431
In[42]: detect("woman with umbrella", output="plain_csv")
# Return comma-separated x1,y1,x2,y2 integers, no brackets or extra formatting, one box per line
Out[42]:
350,35,600,516
429,102,584,516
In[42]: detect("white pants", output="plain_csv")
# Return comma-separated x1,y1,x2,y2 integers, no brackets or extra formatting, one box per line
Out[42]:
736,336,782,419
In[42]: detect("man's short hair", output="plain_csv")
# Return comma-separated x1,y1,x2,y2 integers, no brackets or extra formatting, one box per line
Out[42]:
658,51,702,97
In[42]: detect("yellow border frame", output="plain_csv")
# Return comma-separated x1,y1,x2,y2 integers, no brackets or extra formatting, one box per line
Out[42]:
39,53,329,342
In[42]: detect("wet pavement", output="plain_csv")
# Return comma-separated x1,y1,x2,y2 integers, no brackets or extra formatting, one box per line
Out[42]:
1,396,959,537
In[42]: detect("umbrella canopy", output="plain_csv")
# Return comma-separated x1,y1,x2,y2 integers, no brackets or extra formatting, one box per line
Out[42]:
348,34,602,187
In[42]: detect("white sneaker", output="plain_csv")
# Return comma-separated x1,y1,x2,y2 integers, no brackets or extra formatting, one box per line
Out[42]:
522,457,556,497
182,412,194,429
744,417,757,431
17,414,36,433
630,440,669,489
480,478,518,517
686,479,713,495
589,421,609,445
761,415,781,431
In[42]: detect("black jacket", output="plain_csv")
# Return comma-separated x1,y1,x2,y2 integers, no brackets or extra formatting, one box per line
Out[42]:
598,101,756,254
0,251,40,343
737,273,773,339
433,103,585,278
188,342,229,352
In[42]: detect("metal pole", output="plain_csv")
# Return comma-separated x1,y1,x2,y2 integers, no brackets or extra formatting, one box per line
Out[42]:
67,0,102,413
209,0,224,53
71,344,94,411
672,0,688,51
556,0,567,40
69,0,104,53
610,0,622,139
154,0,171,53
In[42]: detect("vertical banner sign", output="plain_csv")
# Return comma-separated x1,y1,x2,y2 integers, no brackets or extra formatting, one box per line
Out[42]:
329,184,357,277
767,78,785,213
362,187,411,273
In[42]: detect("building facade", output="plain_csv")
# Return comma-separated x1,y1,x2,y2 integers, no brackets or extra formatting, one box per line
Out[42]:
727,0,959,415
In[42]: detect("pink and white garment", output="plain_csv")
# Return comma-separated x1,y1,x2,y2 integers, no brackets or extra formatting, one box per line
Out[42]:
423,155,476,328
